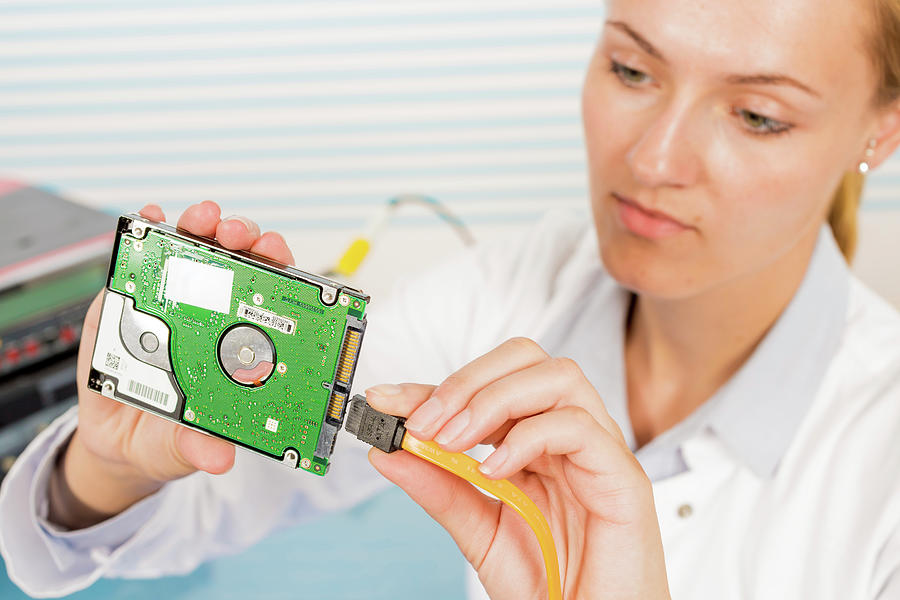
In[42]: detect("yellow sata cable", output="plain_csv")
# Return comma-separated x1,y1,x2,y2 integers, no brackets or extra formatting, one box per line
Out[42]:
346,396,562,600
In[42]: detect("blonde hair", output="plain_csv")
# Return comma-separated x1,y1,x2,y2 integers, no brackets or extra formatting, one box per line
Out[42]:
828,0,900,262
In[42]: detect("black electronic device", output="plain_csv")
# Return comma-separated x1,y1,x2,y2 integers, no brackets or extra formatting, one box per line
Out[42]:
0,182,116,480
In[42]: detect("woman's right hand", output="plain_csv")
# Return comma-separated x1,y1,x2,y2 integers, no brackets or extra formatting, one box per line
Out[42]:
49,201,296,529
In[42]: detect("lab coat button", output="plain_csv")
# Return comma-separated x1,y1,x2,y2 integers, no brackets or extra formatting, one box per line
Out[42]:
677,503,693,519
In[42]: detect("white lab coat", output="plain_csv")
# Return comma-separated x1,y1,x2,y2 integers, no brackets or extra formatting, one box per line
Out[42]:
2,211,900,599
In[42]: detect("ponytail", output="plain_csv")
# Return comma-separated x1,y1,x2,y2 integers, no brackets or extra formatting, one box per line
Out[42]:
827,172,865,263
830,0,900,263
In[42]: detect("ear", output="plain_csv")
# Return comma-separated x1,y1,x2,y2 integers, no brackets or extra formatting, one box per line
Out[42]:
867,98,900,171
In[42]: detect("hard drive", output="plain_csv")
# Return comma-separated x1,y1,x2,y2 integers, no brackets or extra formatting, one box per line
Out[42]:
88,214,368,476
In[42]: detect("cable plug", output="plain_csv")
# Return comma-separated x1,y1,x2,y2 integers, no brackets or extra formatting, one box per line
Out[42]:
345,394,407,453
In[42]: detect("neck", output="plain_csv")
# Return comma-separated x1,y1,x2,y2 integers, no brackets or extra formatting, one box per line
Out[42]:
625,227,822,447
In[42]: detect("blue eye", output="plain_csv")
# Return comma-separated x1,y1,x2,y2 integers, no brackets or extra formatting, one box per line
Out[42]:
610,60,651,86
735,109,792,135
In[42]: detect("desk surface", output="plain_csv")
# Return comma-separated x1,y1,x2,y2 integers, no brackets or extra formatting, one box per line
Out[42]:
1,487,466,599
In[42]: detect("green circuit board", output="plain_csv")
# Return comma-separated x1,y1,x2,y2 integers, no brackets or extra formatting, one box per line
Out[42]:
97,216,367,476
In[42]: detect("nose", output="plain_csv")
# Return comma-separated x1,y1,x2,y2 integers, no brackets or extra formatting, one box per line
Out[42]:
626,101,702,189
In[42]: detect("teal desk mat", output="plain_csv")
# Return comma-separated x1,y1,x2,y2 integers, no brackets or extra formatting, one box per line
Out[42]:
1,487,466,599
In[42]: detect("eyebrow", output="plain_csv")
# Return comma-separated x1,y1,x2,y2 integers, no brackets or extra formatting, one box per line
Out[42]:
725,73,821,98
606,20,666,62
604,20,822,99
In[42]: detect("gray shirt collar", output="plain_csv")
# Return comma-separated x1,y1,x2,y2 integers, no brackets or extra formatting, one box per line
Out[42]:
539,226,850,480
701,227,850,477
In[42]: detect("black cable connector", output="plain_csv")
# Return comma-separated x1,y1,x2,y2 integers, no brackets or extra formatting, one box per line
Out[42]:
344,394,407,453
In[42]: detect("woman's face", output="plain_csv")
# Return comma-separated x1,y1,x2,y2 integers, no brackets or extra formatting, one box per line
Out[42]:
584,0,883,299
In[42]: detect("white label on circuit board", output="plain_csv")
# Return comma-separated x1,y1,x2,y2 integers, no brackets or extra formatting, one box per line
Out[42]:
163,256,234,314
237,302,296,335
265,418,279,433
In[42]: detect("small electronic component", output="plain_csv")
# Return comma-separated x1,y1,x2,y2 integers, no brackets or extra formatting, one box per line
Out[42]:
88,214,368,476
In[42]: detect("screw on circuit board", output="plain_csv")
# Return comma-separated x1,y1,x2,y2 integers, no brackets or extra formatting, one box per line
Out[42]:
282,449,298,467
300,458,311,469
185,409,195,422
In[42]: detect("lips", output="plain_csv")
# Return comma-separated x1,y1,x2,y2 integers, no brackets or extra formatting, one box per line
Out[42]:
612,193,691,240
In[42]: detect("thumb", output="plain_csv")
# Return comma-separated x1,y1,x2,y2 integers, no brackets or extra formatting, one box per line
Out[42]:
368,446,500,570
365,382,436,417
175,427,236,475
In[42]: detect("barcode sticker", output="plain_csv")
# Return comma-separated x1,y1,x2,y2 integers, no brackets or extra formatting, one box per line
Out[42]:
127,379,175,413
105,352,121,371
237,302,296,335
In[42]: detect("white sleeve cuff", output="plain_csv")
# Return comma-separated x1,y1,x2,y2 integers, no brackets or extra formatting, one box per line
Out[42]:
0,406,169,598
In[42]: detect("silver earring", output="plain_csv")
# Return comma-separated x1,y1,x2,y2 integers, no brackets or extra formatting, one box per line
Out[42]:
859,139,877,174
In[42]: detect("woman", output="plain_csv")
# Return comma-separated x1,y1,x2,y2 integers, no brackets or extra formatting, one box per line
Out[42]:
2,0,900,598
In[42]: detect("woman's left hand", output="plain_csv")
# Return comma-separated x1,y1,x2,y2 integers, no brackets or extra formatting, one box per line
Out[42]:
366,337,670,600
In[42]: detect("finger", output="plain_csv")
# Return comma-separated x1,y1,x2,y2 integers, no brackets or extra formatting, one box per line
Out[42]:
366,383,518,449
434,357,625,453
75,292,106,413
480,420,516,447
368,447,500,570
215,215,262,251
405,337,549,439
366,383,436,417
175,427,236,475
176,201,222,237
138,204,166,222
249,231,295,265
479,407,641,488
78,291,104,366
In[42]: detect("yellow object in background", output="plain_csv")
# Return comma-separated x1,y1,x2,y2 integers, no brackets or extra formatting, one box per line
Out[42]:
329,195,475,278
335,238,371,278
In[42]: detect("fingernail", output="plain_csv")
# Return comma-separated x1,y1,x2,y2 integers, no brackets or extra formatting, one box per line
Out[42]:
366,384,404,398
405,395,443,434
223,215,258,235
479,445,509,477
434,409,470,446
